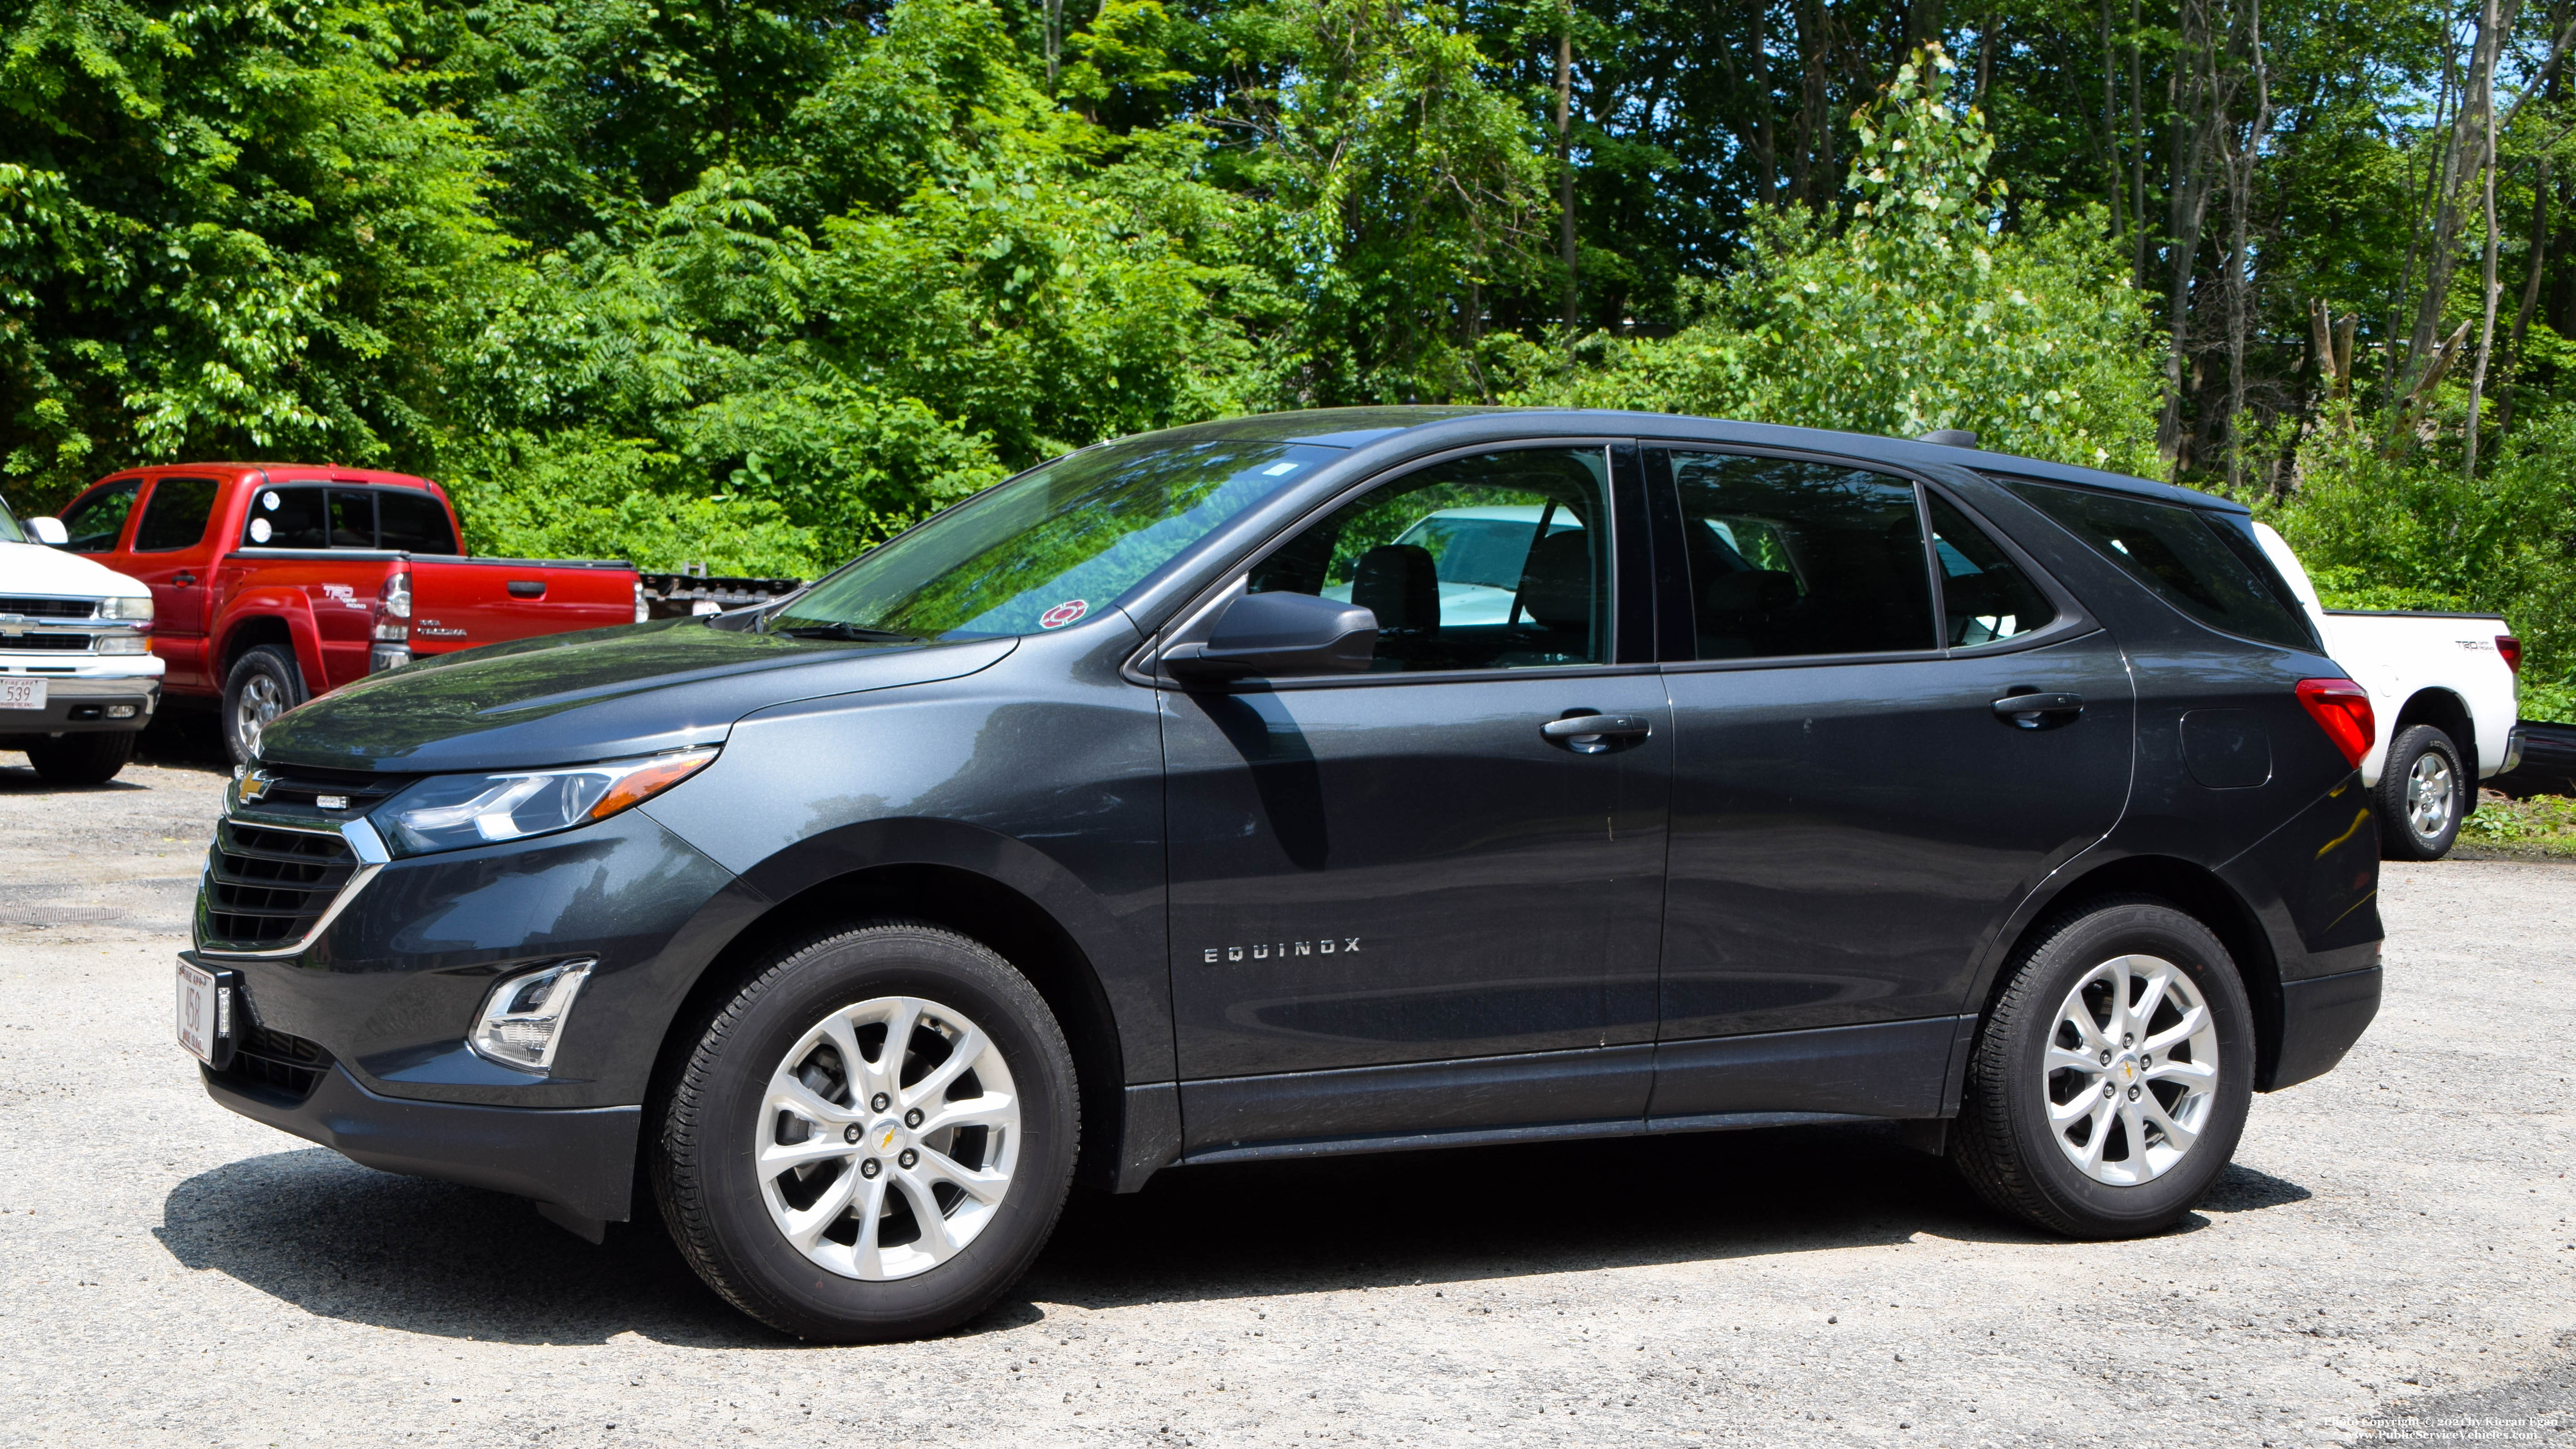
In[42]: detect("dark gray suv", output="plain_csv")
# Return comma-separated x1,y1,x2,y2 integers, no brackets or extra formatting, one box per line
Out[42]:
179,409,2385,1341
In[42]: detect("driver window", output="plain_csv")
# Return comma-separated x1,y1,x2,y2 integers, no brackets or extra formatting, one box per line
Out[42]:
57,479,139,553
1248,448,1612,672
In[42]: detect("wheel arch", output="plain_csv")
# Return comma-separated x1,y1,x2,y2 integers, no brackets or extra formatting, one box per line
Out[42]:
650,857,1133,1193
1983,853,2286,1092
215,605,323,691
2389,687,2477,778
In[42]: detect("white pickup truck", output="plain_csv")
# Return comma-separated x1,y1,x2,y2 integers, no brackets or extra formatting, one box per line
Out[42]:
2255,523,2524,860
0,495,163,783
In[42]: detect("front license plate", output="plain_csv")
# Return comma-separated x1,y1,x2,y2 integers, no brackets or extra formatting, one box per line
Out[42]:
176,961,232,1067
0,677,44,710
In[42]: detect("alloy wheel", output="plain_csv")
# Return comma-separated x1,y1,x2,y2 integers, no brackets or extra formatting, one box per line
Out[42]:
234,673,284,758
755,995,1020,1281
2043,954,2221,1186
2406,749,2456,841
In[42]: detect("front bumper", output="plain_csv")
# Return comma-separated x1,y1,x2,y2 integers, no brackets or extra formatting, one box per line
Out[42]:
0,675,160,735
203,1060,640,1222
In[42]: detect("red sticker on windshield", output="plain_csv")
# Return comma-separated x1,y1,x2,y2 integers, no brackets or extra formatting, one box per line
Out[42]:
1039,599,1089,630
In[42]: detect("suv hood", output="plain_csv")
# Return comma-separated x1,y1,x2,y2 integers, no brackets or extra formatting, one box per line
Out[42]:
255,618,1017,774
0,542,152,600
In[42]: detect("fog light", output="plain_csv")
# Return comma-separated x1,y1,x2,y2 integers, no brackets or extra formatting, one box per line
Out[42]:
469,960,595,1073
106,704,137,719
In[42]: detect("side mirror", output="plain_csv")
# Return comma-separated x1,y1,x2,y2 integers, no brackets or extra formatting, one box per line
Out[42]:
1164,591,1377,683
28,517,67,546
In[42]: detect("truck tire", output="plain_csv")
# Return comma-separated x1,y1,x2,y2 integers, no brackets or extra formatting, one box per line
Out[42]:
651,921,1080,1343
1949,896,2254,1240
2377,723,2466,861
222,644,306,766
23,732,136,785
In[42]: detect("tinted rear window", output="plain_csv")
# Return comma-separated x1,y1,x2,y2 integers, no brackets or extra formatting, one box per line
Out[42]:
378,489,458,553
1998,478,2317,651
246,486,329,548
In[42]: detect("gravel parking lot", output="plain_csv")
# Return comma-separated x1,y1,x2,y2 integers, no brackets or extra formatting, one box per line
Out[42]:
2,736,2572,1448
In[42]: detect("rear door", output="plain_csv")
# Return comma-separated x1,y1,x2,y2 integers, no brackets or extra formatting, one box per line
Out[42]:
1647,448,2134,1119
1162,443,1673,1152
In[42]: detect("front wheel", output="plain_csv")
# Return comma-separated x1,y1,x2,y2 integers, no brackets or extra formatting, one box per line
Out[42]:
651,922,1079,1342
2377,723,2466,861
1949,897,2254,1239
23,731,136,784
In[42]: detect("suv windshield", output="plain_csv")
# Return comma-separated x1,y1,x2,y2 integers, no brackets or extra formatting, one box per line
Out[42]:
0,495,26,545
769,438,1343,641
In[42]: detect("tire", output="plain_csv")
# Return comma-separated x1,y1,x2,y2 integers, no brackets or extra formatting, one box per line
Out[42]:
1949,896,2255,1239
23,731,136,784
2377,723,2466,861
221,644,306,766
651,921,1080,1342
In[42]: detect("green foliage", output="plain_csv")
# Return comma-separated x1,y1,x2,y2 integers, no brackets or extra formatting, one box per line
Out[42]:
2458,793,2576,856
1516,49,2163,473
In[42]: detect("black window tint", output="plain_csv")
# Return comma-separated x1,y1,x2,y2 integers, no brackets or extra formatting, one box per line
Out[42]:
376,489,458,553
1249,448,1612,672
1927,494,2057,648
2000,479,2317,650
58,480,139,553
132,477,220,552
1668,452,1935,660
245,486,328,548
328,489,377,548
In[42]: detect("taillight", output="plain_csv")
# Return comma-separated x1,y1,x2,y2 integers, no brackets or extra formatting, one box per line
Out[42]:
634,579,649,624
2497,635,2522,673
373,566,411,641
2296,678,2375,768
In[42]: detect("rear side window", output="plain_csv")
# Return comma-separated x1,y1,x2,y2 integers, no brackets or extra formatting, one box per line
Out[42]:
1999,479,2318,651
58,480,139,552
1666,451,1936,660
133,477,220,552
377,489,459,553
245,486,328,548
1926,494,2056,647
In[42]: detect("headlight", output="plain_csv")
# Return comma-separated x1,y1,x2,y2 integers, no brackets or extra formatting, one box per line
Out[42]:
96,635,150,654
374,747,717,856
99,596,153,622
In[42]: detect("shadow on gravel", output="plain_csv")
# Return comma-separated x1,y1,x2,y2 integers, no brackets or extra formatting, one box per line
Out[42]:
157,1125,2317,1346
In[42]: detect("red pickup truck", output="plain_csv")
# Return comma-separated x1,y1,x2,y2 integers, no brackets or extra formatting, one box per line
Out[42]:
48,465,641,763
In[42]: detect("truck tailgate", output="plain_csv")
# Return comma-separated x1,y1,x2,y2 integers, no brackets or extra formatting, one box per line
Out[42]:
409,558,637,656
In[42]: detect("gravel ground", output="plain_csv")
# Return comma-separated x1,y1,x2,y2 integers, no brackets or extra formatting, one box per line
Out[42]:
2,732,2572,1449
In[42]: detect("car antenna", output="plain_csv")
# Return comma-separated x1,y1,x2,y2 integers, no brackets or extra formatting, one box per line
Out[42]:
1915,429,1979,448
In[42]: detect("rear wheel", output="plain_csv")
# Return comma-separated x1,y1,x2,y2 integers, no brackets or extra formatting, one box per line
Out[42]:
2377,723,2466,861
651,922,1079,1341
1949,897,2254,1239
221,644,305,766
23,731,136,784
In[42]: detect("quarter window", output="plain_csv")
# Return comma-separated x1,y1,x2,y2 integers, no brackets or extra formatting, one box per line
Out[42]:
1667,452,1936,660
1927,494,2057,647
1249,448,1613,672
244,486,329,548
57,480,139,553
1998,478,2316,651
133,477,221,552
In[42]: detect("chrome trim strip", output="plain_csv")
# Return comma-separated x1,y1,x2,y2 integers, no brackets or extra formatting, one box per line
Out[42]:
192,818,388,960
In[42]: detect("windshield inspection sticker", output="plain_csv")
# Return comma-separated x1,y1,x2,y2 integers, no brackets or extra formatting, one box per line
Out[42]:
1038,599,1089,629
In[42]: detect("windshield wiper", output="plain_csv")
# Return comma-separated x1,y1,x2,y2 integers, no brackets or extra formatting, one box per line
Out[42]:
776,621,921,643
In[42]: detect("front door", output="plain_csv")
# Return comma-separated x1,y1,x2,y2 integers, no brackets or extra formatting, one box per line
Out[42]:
124,475,222,688
1163,444,1671,1149
1648,449,2134,1118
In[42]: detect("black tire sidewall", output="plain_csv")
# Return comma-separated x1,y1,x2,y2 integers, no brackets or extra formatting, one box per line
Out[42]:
1994,904,2255,1235
2379,724,2465,860
25,731,136,784
669,927,1078,1341
221,645,305,766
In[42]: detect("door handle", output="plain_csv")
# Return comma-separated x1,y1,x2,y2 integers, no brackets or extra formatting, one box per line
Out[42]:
506,580,546,598
1993,692,2084,727
172,572,196,586
1541,713,1652,753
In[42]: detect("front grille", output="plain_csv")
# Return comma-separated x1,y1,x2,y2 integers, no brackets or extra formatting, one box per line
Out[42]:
0,596,98,619
0,633,92,651
202,821,359,949
246,762,410,817
222,1020,332,1101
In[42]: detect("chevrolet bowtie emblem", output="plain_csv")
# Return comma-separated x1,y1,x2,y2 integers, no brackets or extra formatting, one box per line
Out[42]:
237,770,274,803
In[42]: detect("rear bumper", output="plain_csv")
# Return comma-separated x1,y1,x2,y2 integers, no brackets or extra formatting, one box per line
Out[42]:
203,1060,640,1222
2262,963,2382,1092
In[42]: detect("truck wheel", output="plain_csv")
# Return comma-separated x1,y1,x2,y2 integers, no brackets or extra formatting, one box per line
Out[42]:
2377,724,2466,861
1949,896,2254,1240
651,922,1080,1342
222,644,306,766
23,732,137,785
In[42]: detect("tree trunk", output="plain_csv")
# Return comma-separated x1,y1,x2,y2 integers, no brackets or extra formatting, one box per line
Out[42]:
1557,19,1578,332
2158,0,2222,468
1045,0,1062,87
2102,0,2124,237
2129,0,2150,287
2222,0,2271,491
2465,23,2503,478
2408,0,2519,392
1754,0,1777,206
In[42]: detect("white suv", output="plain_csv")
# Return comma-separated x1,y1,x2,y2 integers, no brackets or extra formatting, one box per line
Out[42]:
0,496,163,783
